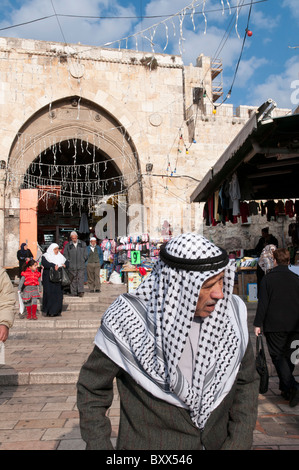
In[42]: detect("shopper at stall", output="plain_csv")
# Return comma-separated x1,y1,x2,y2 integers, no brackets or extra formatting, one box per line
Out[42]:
77,233,259,450
255,227,278,256
64,231,87,297
254,248,299,407
41,243,68,317
86,237,103,293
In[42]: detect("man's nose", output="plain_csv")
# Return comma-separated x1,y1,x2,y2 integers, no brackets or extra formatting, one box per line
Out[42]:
211,285,224,300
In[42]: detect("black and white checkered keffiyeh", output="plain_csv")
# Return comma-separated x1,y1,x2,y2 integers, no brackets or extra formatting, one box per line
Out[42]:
95,233,248,429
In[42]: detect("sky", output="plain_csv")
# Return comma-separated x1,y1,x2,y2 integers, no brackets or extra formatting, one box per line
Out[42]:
0,0,298,111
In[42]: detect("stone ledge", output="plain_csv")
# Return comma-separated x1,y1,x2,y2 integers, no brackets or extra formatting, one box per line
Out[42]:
0,367,80,386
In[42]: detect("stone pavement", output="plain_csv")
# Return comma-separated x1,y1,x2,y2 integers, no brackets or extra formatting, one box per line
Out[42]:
0,284,298,450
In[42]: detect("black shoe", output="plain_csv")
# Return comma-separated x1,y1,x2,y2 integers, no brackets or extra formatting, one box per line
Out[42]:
78,292,84,297
289,388,299,407
281,391,291,401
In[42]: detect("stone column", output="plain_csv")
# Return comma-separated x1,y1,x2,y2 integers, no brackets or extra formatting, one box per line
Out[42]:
0,168,6,265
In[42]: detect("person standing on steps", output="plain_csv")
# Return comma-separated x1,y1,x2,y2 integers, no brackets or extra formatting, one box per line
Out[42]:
41,243,68,317
18,259,41,320
86,237,103,293
64,231,87,297
17,242,33,278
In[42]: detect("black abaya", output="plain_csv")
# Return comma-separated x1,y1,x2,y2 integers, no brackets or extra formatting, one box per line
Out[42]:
41,256,64,317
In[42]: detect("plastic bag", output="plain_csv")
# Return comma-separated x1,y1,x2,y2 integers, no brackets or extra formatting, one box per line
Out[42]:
109,271,123,284
61,267,72,287
18,291,25,318
0,341,5,365
256,334,269,394
49,267,62,283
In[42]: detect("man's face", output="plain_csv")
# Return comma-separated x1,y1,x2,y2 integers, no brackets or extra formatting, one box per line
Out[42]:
71,234,78,243
90,240,96,246
194,272,224,318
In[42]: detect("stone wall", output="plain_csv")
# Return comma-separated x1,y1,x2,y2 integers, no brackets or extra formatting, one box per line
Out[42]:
202,212,295,253
0,37,291,265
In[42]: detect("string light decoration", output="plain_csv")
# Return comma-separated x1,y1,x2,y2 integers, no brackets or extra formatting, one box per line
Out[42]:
0,0,259,220
8,134,138,215
96,0,259,55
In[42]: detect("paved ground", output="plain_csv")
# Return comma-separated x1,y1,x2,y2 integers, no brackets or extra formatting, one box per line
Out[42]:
0,283,298,450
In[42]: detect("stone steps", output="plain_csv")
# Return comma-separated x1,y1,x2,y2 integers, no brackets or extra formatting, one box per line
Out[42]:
3,289,296,387
0,283,126,386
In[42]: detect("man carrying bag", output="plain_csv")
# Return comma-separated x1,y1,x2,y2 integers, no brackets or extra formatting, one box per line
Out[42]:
254,248,299,407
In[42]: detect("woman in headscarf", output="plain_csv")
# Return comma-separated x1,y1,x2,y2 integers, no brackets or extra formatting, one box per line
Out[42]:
41,243,68,317
17,243,33,277
77,233,259,450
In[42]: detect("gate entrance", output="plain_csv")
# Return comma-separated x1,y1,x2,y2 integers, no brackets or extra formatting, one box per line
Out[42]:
25,137,124,252
8,96,142,254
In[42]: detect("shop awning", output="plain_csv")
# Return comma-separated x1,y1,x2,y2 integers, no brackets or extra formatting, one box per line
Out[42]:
190,100,299,202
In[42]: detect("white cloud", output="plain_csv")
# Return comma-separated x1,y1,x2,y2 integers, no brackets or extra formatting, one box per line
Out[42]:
231,56,269,87
247,56,299,109
250,8,280,31
282,0,299,20
0,0,138,46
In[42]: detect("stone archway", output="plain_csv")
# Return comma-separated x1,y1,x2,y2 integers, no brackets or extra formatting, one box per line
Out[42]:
4,96,143,264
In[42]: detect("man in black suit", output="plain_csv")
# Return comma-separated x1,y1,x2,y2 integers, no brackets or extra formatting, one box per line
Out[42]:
254,248,299,407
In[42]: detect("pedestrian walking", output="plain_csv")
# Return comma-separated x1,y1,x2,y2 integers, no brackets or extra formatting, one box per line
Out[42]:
16,242,33,278
254,248,299,407
41,243,68,317
64,232,87,297
77,233,259,450
256,244,277,297
86,237,103,292
0,267,16,341
18,259,41,320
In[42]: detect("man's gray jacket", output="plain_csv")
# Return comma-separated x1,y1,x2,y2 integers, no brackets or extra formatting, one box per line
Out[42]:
64,240,87,271
77,342,259,450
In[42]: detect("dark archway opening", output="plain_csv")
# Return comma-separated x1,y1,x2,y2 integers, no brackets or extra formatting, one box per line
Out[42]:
22,139,126,250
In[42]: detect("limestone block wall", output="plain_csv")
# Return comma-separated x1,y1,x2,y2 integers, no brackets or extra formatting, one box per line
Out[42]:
202,213,295,253
0,37,292,265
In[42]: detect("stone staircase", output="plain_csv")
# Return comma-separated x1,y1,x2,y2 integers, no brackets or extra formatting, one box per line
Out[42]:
2,288,296,386
0,283,126,386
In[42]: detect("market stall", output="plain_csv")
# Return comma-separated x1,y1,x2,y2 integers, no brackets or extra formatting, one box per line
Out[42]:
98,234,168,292
190,100,299,299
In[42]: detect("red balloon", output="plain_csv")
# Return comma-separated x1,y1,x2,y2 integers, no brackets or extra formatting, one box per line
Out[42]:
247,30,253,37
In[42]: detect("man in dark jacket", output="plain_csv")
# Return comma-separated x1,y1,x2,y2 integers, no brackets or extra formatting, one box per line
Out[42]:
77,233,259,450
254,248,299,407
254,227,278,256
63,231,87,297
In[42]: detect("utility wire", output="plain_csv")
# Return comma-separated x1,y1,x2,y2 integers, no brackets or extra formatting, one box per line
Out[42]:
50,0,67,44
0,0,267,32
223,0,253,103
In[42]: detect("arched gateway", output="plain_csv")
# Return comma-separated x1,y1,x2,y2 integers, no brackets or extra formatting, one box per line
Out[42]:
6,96,143,260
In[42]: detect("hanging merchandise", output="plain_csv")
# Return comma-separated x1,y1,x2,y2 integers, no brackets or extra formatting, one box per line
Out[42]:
79,212,89,234
229,173,241,220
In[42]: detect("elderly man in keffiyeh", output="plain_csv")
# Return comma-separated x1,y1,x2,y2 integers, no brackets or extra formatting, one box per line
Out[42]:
77,233,259,450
